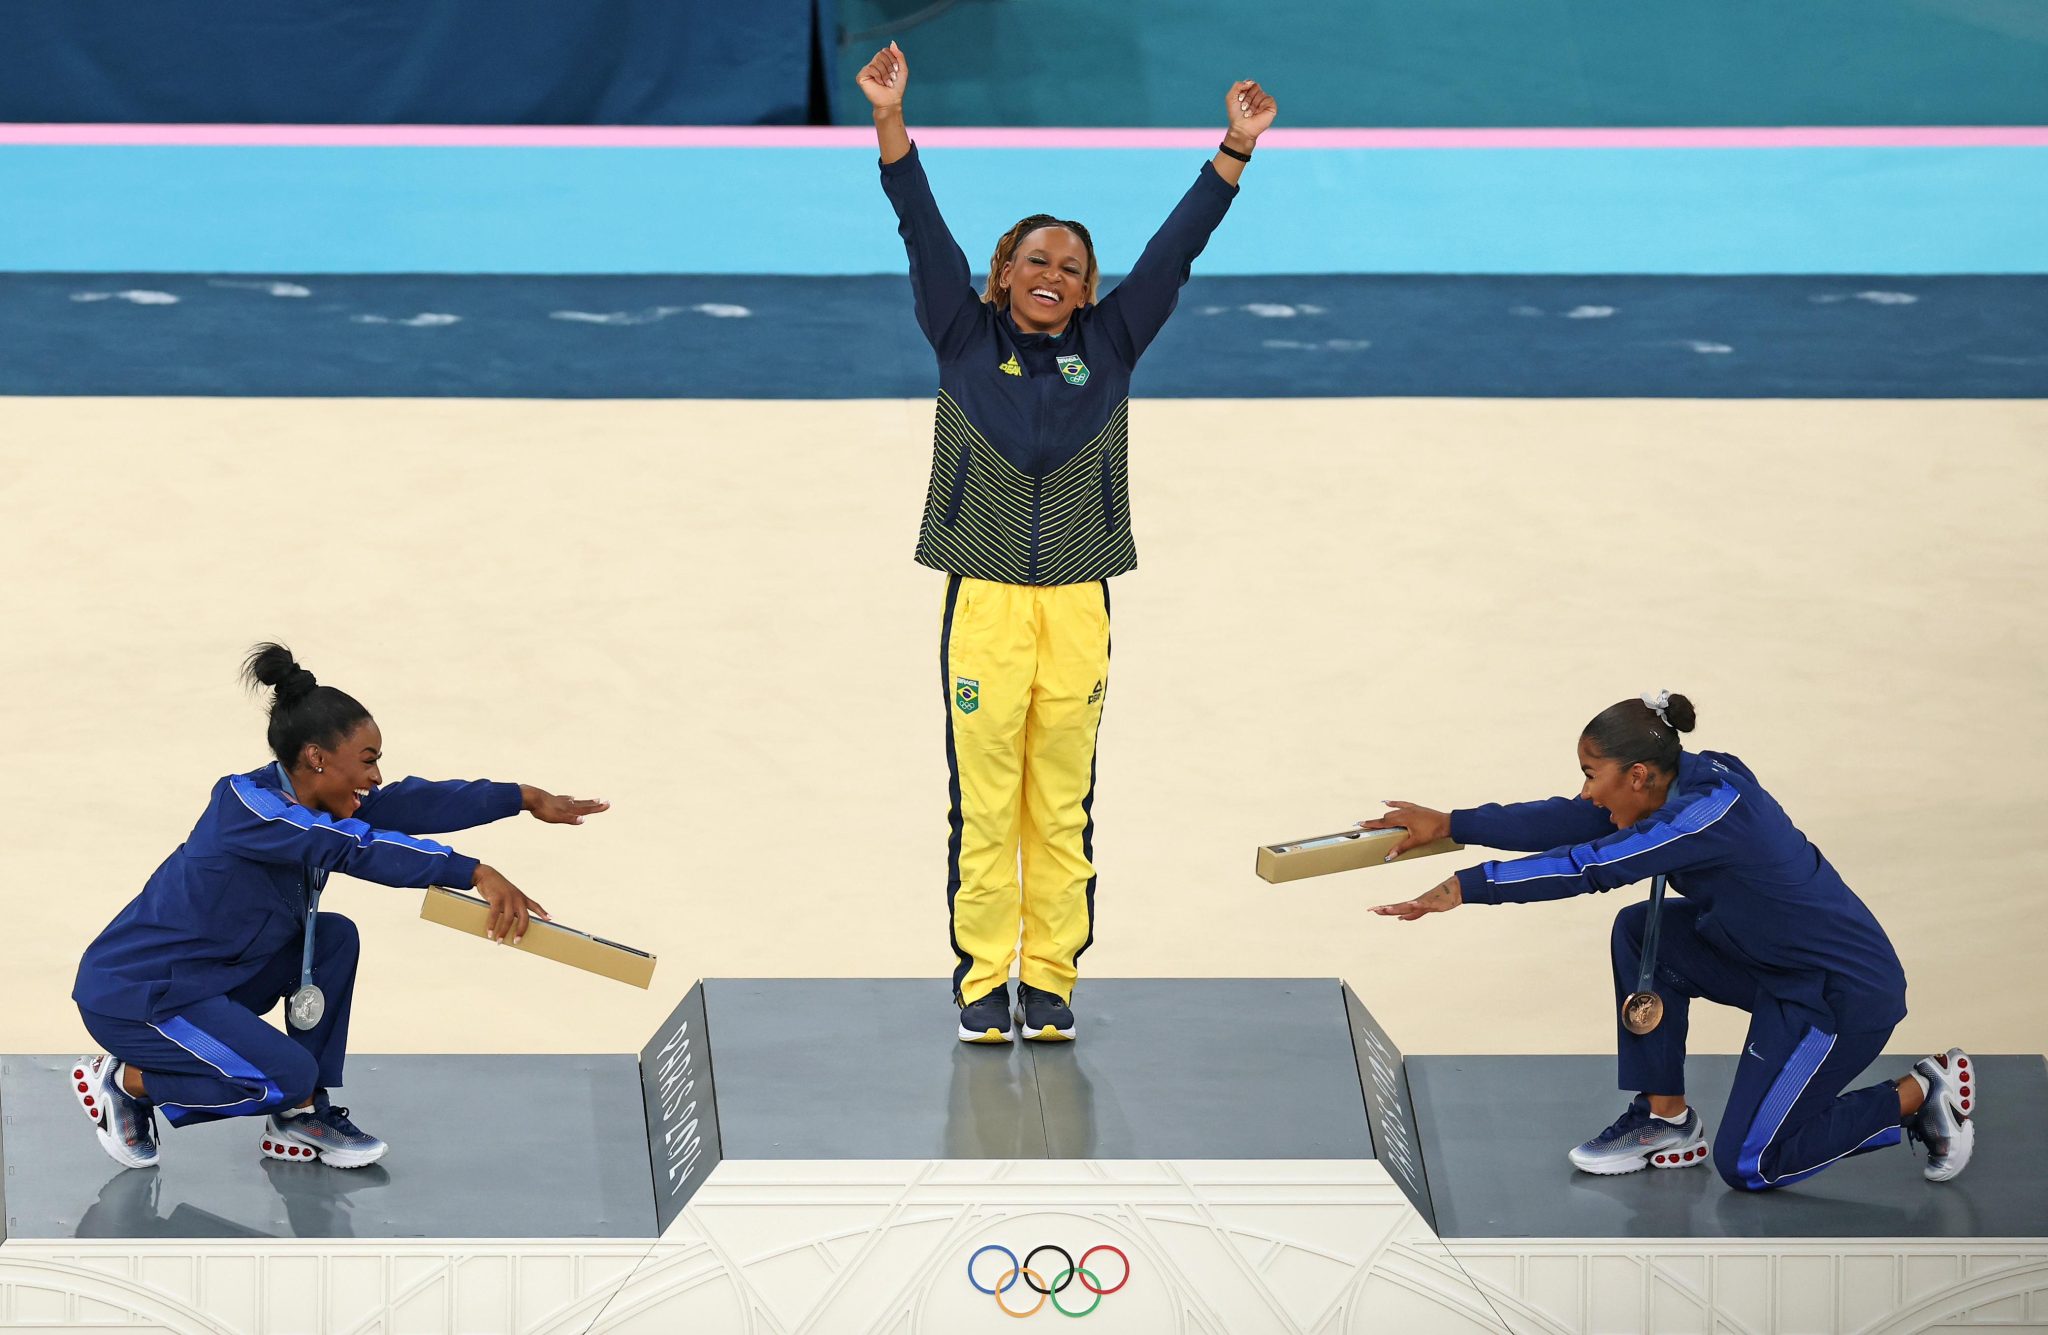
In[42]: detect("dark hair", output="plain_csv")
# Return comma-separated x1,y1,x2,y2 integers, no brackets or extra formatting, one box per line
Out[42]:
1581,693,1697,773
984,214,1100,308
240,642,371,769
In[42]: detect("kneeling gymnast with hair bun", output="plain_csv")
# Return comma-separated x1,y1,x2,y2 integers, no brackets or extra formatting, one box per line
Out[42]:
70,643,609,1171
1358,692,1975,1190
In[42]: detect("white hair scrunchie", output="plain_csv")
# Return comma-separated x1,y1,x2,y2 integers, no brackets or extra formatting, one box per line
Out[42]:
1641,689,1673,727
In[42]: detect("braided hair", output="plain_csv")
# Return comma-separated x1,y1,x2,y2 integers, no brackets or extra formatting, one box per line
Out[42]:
983,215,1099,309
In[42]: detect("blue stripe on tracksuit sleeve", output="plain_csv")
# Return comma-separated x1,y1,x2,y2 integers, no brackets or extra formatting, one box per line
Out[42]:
222,775,479,889
1455,781,1741,905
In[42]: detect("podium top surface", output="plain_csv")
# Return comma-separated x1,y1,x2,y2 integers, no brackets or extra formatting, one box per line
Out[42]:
0,1054,656,1240
1411,1053,2048,1239
701,977,1376,1161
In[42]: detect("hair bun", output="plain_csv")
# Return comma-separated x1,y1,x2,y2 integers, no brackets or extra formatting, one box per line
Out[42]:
277,666,319,703
1664,692,1698,733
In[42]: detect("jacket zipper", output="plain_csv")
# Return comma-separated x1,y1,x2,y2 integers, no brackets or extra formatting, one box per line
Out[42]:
1028,370,1052,581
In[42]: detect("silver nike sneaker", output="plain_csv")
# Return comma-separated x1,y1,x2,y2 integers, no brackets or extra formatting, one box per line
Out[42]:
1909,1047,1976,1183
71,1055,158,1170
1569,1095,1710,1175
260,1091,387,1169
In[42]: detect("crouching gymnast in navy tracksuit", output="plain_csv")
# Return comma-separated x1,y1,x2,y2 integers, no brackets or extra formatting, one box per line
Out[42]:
70,643,608,1171
1361,692,1977,1190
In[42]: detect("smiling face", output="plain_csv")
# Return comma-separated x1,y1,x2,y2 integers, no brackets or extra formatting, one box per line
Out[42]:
296,718,384,821
1000,225,1092,334
1577,734,1669,829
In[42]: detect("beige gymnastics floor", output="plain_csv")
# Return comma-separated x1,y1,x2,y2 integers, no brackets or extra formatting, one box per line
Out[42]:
2,397,2042,1061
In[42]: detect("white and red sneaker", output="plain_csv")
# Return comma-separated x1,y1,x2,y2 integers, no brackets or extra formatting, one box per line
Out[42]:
1909,1048,1976,1183
70,1055,158,1169
259,1090,387,1169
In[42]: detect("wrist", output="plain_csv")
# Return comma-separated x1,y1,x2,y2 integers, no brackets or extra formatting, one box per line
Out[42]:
519,784,539,813
1222,128,1257,155
872,106,905,126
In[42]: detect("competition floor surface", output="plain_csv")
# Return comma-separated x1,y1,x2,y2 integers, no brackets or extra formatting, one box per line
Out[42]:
1,394,2044,1065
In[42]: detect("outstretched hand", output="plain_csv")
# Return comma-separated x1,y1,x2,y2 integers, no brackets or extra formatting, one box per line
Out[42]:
1226,80,1278,142
857,41,908,110
521,785,610,826
1370,875,1463,922
1355,800,1450,859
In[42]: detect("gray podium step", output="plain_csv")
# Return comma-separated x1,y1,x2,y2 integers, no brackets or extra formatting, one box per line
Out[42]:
1410,1053,2048,1240
6,981,2040,1250
0,1054,655,1240
699,977,1375,1162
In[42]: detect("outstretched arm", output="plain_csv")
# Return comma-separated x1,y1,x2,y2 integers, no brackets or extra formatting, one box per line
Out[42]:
1095,79,1278,362
859,42,980,355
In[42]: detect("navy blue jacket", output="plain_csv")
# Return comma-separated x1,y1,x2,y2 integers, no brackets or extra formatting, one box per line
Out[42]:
1450,750,1907,1027
74,765,521,1022
880,144,1238,585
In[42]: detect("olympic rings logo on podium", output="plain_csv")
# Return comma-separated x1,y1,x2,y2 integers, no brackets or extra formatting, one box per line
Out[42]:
967,1243,1131,1318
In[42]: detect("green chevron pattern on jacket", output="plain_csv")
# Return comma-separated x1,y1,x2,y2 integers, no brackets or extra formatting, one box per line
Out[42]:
915,391,1137,586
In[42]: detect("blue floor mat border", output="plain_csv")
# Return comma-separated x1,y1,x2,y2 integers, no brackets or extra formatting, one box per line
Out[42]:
6,273,2045,398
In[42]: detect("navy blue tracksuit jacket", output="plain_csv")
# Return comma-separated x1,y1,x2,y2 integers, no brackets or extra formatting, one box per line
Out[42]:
73,765,519,1127
1450,750,1916,1190
881,143,1238,586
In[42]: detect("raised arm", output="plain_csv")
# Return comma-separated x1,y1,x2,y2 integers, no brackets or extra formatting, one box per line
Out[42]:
858,42,980,356
1095,79,1277,363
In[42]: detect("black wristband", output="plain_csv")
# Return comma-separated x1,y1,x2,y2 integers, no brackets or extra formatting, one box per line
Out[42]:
1217,140,1252,163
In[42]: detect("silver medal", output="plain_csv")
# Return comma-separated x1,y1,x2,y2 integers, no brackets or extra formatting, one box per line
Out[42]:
288,984,326,1031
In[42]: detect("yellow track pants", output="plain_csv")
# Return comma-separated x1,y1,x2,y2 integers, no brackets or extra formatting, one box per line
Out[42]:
941,575,1110,1006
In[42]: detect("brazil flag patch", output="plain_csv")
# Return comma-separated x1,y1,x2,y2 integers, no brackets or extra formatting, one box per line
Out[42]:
1057,354,1090,386
955,677,980,714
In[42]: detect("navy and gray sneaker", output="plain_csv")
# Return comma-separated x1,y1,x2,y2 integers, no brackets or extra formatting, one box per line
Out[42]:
1907,1047,1976,1182
1568,1095,1709,1175
958,984,1016,1043
261,1090,388,1168
1017,983,1076,1042
71,1055,158,1169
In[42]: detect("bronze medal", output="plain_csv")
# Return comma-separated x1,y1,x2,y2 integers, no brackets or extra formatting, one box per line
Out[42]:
1622,989,1664,1035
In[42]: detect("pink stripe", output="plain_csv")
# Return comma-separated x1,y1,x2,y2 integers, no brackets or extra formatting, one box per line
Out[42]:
3,123,2046,149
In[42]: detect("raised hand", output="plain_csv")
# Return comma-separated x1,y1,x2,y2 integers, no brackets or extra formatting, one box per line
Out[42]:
856,41,909,110
1355,800,1451,859
1227,80,1278,143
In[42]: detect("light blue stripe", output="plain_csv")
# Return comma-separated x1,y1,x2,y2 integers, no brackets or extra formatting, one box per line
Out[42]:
229,773,452,859
1490,782,1738,886
1737,1026,1836,1189
4,145,2046,274
153,1015,283,1119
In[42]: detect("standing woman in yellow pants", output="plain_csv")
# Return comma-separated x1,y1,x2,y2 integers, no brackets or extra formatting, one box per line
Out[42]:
856,43,1277,1043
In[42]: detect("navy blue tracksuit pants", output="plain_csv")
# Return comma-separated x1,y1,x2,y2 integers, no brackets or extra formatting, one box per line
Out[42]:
1612,900,1904,1191
77,912,359,1129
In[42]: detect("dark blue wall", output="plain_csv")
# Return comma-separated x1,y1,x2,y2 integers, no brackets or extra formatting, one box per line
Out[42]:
0,0,836,124
835,0,2048,127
